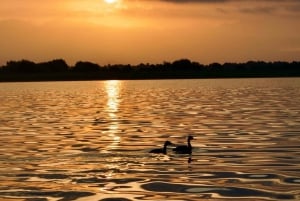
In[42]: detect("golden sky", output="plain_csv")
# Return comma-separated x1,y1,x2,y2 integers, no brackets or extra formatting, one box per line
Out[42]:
1,0,300,65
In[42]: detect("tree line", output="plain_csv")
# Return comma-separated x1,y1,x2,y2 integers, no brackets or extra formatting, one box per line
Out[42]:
0,58,299,81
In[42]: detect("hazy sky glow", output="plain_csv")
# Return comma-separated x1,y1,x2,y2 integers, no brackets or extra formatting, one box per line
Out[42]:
1,0,300,65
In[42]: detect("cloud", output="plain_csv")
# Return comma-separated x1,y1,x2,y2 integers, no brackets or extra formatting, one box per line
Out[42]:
155,0,300,4
160,0,228,3
157,0,300,16
238,6,278,14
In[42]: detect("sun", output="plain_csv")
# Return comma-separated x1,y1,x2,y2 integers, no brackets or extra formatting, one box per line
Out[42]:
104,0,117,4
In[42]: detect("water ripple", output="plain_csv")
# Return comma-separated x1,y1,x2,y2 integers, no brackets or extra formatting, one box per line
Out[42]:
141,182,294,199
0,79,300,200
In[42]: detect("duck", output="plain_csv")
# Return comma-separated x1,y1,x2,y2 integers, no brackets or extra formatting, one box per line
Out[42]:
149,141,173,154
173,136,194,154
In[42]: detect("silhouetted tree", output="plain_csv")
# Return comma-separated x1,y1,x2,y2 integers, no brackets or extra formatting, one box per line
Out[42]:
208,62,222,69
1,58,299,81
72,61,100,72
37,59,69,73
4,60,37,73
172,59,193,71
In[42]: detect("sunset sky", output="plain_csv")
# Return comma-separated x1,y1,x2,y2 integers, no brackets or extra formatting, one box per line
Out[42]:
1,0,300,66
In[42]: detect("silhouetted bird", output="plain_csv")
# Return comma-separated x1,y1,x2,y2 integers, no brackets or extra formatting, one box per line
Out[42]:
149,141,173,154
173,136,194,154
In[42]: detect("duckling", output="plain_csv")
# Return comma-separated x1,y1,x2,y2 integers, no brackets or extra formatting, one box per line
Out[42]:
149,141,173,154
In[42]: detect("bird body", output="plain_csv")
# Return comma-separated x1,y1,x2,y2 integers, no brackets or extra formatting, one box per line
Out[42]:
173,136,194,154
149,141,173,154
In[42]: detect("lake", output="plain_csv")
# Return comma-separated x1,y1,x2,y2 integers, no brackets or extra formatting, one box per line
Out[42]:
0,78,300,201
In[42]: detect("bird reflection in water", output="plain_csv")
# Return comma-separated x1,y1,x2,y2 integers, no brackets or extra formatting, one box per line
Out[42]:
188,156,192,164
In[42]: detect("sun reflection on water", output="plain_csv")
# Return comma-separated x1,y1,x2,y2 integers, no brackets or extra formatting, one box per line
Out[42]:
105,80,122,150
106,80,120,115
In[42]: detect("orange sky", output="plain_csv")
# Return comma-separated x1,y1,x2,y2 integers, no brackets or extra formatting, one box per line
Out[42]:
1,0,300,66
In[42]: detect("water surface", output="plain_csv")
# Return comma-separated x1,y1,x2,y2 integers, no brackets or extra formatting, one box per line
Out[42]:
0,78,300,200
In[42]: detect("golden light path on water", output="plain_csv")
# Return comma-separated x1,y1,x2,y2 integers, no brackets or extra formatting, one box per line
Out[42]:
104,80,121,150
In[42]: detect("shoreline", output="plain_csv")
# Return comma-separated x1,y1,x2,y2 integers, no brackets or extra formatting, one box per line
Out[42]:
0,74,299,83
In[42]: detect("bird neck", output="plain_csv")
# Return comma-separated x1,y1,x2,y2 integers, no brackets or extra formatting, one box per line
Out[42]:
163,144,168,154
187,139,192,148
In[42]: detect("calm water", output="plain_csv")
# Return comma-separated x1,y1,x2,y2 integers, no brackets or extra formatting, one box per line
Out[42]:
0,78,300,201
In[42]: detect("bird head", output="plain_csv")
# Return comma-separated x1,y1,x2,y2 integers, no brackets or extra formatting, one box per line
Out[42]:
165,141,174,146
188,136,194,140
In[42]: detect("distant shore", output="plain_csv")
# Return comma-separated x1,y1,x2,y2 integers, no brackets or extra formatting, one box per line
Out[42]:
1,59,299,82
